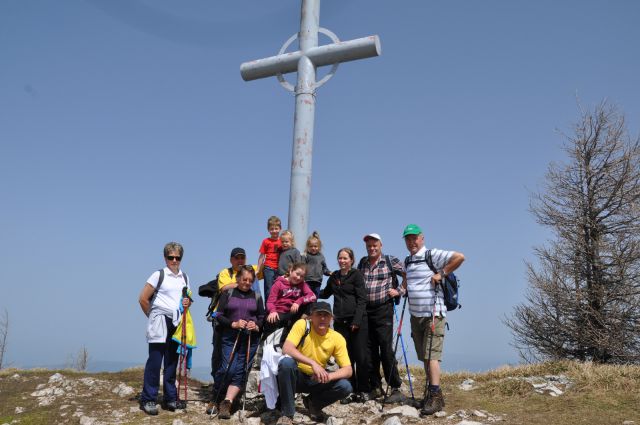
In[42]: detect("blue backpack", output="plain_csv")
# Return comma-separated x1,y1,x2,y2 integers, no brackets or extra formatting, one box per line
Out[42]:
405,250,461,311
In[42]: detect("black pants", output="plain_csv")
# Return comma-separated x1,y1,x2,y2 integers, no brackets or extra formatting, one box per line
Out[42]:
262,310,303,347
210,324,222,380
367,302,402,389
334,316,371,393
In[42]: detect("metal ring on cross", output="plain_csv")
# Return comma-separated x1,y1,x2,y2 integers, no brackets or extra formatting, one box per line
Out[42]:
276,27,341,93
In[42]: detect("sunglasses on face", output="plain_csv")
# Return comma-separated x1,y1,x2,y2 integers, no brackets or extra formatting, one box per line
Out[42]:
166,256,182,261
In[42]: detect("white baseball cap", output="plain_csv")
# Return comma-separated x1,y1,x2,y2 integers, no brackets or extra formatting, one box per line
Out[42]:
363,233,382,242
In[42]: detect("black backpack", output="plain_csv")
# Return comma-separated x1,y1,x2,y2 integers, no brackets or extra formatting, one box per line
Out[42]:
405,250,461,311
199,268,232,320
357,255,402,305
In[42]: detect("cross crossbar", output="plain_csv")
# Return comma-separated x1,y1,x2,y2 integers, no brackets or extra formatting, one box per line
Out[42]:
240,36,381,82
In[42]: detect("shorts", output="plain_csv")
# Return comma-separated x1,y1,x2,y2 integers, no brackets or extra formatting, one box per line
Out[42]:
410,315,446,362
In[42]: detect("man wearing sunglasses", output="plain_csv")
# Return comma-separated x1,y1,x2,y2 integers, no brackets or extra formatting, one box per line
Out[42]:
138,242,191,416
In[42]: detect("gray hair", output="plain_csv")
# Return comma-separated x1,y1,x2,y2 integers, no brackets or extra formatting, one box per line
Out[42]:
163,242,184,258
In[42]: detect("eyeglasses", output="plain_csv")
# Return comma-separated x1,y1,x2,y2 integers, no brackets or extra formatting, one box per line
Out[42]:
233,255,246,260
166,256,182,261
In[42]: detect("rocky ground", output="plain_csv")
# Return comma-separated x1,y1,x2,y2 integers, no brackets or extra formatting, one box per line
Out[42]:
4,365,624,425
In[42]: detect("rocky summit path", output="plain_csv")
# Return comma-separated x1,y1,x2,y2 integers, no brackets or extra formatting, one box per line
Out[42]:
1,367,637,425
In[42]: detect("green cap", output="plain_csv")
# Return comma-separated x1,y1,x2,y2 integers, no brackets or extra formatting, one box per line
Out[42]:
402,224,423,237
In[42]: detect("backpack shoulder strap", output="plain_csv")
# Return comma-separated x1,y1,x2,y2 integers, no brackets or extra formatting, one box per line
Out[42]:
357,257,367,271
425,250,438,274
150,269,164,306
297,319,312,348
385,255,399,288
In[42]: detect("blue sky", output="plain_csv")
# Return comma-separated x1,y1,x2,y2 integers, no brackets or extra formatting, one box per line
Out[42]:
1,1,639,376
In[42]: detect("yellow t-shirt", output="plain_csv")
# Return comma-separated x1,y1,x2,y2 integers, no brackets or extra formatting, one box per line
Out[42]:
285,319,351,376
217,265,259,290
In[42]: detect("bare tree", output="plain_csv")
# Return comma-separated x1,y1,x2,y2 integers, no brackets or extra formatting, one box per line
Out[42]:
506,101,640,364
74,346,90,371
0,309,8,369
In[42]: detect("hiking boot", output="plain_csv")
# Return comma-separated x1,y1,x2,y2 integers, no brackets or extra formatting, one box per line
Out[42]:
275,415,293,425
340,393,358,404
303,395,327,422
368,386,384,400
140,401,158,416
218,399,232,419
420,388,445,416
162,400,177,411
205,401,217,415
385,387,405,403
357,392,371,402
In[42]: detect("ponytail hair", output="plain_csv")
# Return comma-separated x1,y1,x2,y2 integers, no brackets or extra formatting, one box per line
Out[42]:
305,231,323,254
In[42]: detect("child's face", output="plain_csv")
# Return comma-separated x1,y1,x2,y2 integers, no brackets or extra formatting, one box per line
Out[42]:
281,235,292,249
307,240,320,255
289,267,305,285
269,224,281,239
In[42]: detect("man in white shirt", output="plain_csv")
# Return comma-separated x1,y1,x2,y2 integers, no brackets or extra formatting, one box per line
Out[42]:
403,224,464,416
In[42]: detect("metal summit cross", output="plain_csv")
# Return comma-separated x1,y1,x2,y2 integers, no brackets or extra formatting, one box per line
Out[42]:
240,0,381,242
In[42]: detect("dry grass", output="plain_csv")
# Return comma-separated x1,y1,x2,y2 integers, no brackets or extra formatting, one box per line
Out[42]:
1,361,639,424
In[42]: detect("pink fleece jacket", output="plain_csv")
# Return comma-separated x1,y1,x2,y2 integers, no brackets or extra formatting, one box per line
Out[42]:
266,275,317,313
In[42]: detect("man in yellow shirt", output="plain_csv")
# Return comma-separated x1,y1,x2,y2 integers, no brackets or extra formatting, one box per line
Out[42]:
276,302,352,425
217,247,260,292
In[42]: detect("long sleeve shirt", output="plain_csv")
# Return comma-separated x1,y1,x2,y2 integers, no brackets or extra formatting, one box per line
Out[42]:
216,288,265,330
303,252,332,283
320,268,367,327
278,248,302,276
266,276,316,313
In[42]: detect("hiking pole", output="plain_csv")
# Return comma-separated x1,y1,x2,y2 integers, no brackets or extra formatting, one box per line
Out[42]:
393,299,416,401
381,296,409,411
210,330,242,417
177,288,189,408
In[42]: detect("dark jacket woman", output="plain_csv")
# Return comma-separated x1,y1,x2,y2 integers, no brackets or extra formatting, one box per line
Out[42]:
320,267,370,398
321,269,367,328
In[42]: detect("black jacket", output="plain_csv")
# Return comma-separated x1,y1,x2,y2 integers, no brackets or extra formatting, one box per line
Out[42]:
320,268,367,327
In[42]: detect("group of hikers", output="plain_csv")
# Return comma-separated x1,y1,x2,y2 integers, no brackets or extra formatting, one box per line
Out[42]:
137,215,465,425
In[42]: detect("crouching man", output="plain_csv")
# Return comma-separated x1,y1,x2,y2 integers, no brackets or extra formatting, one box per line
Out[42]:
276,302,352,425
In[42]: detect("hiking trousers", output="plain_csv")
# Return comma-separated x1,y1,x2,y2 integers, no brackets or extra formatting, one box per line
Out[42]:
334,316,371,393
277,357,352,417
141,316,179,403
367,301,402,389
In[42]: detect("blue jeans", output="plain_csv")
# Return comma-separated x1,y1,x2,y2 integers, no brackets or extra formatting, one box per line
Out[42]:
141,316,179,403
263,267,278,302
307,281,321,299
213,329,259,396
277,357,352,417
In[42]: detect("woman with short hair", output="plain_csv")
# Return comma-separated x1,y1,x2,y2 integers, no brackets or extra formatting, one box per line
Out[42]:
138,242,191,416
211,265,264,419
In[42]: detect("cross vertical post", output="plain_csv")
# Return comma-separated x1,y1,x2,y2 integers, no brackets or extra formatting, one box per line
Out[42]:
240,0,381,242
